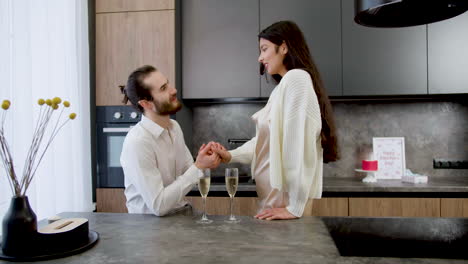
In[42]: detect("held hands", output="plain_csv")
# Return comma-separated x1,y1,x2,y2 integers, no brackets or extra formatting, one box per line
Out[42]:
194,141,231,169
254,208,298,221
210,142,231,163
194,142,221,169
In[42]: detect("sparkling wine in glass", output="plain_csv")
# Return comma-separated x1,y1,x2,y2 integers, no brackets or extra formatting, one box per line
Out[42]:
225,168,240,223
197,169,212,224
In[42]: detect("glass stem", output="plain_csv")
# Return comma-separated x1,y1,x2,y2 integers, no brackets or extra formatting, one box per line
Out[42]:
202,195,207,219
230,196,234,219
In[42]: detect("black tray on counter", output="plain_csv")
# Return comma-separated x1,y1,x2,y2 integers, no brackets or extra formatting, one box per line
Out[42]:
0,230,99,262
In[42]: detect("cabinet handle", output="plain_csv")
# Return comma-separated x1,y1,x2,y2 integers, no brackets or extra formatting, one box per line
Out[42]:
228,139,250,145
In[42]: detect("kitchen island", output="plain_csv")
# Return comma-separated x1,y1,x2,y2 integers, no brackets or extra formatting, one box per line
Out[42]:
2,211,467,264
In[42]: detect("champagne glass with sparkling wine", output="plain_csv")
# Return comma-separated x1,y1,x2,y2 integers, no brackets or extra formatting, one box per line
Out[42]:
197,169,213,224
225,168,240,223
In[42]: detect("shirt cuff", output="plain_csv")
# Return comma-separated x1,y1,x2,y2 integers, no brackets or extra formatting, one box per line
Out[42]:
286,201,307,218
184,164,203,183
228,150,242,163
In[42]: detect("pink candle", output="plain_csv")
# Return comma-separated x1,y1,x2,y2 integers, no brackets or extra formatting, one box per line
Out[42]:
362,160,378,171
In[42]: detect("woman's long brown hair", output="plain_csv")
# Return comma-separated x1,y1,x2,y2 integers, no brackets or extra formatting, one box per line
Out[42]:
259,20,340,163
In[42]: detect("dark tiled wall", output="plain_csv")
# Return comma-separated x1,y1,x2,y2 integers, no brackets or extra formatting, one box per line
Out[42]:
191,101,468,178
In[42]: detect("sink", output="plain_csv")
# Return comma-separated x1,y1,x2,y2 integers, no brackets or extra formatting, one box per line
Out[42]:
322,217,468,259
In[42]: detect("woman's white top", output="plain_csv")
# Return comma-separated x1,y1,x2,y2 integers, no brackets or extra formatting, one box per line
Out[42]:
251,95,289,213
229,69,323,217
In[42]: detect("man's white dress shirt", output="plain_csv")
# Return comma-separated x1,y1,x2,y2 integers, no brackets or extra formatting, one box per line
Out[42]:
120,115,201,216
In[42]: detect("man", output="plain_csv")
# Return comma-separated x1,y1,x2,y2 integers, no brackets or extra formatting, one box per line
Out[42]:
120,65,220,216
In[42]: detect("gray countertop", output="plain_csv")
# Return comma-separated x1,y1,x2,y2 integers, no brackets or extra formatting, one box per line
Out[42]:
197,176,468,194
3,211,467,264
323,176,468,193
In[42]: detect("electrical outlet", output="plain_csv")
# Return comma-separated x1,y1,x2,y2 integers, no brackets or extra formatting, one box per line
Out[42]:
433,159,468,169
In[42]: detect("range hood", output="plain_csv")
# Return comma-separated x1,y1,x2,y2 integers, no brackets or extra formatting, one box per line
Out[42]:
355,0,468,27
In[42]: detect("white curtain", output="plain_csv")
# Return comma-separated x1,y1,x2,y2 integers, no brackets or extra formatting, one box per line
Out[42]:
0,0,93,232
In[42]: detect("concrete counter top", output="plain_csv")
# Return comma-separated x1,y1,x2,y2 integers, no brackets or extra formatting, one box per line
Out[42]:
6,211,466,264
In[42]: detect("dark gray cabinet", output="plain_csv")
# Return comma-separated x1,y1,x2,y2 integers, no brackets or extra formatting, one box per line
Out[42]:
341,0,428,96
182,0,466,99
181,0,259,99
428,11,468,94
260,0,342,97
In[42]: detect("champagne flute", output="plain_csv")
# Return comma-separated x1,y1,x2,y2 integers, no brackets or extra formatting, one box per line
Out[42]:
196,169,212,224
225,168,240,223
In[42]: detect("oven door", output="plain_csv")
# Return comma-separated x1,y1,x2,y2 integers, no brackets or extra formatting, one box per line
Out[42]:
97,123,133,188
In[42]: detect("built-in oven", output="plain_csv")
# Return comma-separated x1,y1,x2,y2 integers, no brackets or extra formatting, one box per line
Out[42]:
96,106,141,188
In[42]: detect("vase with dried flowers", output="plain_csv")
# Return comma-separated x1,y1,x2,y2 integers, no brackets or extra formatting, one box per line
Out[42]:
0,97,76,256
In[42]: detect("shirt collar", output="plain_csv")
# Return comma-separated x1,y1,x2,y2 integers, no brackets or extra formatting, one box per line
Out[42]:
140,114,167,139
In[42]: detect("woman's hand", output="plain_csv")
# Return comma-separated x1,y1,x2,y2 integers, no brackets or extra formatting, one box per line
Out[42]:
211,143,231,163
254,208,298,220
195,142,221,169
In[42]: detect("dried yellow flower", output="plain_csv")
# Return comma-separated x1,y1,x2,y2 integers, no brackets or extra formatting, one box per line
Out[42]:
52,103,59,110
45,99,52,106
1,102,9,110
63,101,70,107
52,97,62,105
38,99,45,105
4,100,10,106
69,113,77,120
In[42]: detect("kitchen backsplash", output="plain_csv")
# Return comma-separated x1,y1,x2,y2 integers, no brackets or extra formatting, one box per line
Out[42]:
191,101,468,178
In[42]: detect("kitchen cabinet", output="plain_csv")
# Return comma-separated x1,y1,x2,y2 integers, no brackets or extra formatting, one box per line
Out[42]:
441,198,468,217
185,197,258,216
180,1,468,98
341,0,428,96
306,198,348,217
96,0,174,13
96,6,175,106
95,190,259,215
97,191,468,219
96,188,128,213
259,0,342,97
349,198,441,217
187,197,348,217
96,190,348,217
181,0,259,99
428,11,468,94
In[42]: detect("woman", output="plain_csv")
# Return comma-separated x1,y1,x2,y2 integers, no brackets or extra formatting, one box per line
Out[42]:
213,21,339,220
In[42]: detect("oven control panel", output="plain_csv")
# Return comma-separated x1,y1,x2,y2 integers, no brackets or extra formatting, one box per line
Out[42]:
97,106,141,123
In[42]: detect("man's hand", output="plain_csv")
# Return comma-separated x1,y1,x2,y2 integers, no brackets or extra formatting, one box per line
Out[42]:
254,208,298,221
195,142,221,169
211,142,231,163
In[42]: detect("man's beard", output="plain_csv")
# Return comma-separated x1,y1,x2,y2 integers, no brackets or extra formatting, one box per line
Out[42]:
154,98,182,115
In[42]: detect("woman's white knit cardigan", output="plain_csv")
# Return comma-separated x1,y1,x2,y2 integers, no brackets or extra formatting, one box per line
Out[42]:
229,69,323,217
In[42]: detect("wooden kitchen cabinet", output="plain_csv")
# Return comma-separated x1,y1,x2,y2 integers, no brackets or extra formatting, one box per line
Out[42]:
349,198,441,217
96,188,128,213
305,198,349,217
441,198,468,217
96,190,259,215
96,0,174,13
259,0,342,97
96,8,175,105
181,0,259,99
341,0,428,96
187,197,348,217
428,11,468,94
97,191,459,218
185,197,258,216
95,0,175,13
